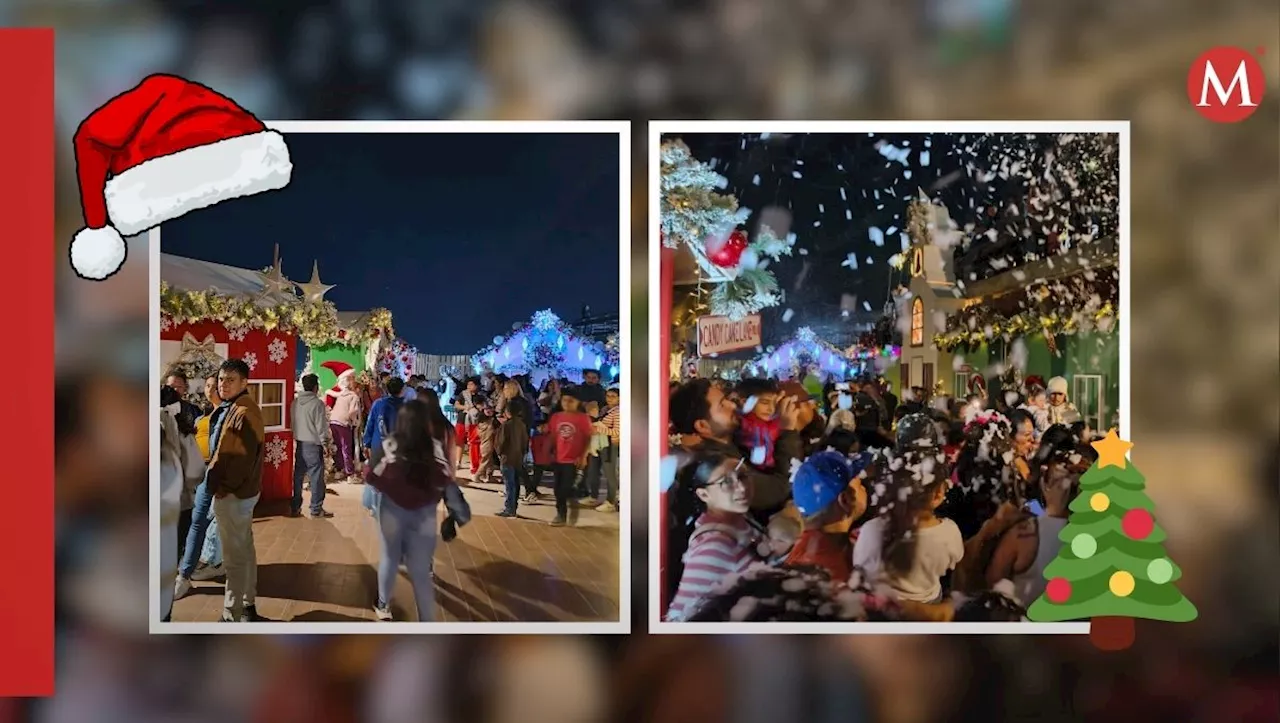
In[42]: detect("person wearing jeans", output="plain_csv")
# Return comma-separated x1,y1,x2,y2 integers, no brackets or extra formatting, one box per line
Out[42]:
175,480,215,599
375,494,438,621
364,398,453,621
291,373,332,518
494,404,529,518
598,387,622,512
204,359,266,622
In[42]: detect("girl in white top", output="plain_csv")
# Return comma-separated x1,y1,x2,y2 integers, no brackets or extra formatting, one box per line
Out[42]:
853,449,964,603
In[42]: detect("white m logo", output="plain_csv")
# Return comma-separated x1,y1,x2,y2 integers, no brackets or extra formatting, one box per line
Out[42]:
1197,59,1258,107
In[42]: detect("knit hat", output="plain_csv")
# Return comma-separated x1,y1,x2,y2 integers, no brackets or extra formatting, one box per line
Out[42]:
70,74,293,280
791,450,855,517
1047,376,1069,396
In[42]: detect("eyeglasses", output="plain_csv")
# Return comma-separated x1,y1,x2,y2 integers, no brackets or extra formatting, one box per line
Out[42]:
704,459,746,490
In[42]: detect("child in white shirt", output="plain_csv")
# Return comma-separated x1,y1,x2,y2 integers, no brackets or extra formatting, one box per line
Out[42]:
852,450,963,603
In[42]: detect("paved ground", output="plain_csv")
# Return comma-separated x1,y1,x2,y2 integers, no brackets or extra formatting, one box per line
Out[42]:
170,469,621,623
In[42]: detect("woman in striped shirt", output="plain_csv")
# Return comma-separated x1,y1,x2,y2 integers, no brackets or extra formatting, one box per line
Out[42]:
664,452,762,621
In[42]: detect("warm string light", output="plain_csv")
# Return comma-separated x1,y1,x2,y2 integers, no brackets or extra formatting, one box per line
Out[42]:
160,282,393,347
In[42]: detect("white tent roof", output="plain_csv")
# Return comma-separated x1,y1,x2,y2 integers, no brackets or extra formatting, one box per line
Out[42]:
161,253,266,298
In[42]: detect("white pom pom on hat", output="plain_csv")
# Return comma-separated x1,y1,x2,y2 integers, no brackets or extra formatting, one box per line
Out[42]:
69,226,127,281
69,73,292,280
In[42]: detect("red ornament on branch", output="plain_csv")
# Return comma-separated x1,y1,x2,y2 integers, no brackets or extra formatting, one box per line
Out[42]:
707,228,749,268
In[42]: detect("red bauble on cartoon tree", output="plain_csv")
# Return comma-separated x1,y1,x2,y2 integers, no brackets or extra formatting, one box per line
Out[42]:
707,228,749,268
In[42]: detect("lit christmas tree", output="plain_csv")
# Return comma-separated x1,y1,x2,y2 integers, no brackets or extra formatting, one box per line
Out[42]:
1027,430,1197,649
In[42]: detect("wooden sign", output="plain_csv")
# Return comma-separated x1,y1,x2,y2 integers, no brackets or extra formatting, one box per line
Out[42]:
696,314,762,356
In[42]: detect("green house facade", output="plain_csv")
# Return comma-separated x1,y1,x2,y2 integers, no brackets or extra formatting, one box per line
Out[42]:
890,192,1121,430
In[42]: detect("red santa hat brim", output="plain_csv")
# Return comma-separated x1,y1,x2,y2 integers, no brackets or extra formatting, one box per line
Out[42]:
70,130,291,280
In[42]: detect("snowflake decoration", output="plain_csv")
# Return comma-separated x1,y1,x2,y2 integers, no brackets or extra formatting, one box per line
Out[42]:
242,352,258,372
264,435,288,470
267,338,288,365
532,309,560,331
226,325,249,342
160,315,172,332
795,326,817,343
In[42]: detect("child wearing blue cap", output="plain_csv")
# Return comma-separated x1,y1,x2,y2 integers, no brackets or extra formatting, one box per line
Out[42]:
782,450,872,584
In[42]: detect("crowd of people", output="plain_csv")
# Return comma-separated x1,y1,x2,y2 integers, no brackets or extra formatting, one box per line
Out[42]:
663,369,1106,623
158,361,621,624
449,369,623,522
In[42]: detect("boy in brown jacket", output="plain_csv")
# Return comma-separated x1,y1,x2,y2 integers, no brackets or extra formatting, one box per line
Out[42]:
207,358,265,622
495,405,530,518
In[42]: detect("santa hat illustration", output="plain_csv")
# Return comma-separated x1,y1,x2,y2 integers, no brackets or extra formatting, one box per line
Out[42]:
321,360,355,409
69,74,293,280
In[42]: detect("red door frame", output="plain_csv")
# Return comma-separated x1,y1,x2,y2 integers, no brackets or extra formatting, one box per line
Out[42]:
658,245,674,613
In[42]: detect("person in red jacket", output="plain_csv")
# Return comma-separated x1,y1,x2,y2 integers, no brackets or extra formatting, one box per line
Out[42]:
547,387,592,526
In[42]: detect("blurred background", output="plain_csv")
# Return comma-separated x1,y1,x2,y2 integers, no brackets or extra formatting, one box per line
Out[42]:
26,0,1280,720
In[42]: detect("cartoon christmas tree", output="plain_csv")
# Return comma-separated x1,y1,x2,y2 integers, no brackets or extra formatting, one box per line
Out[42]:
1027,430,1197,650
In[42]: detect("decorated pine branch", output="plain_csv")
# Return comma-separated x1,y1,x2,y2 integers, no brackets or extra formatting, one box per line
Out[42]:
1027,430,1197,650
660,139,795,320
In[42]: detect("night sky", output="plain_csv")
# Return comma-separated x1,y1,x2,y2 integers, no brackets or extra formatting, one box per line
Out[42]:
161,132,621,354
676,133,1031,348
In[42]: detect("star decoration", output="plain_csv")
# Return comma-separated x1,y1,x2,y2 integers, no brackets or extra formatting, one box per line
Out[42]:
1091,428,1133,469
297,260,336,305
256,246,297,303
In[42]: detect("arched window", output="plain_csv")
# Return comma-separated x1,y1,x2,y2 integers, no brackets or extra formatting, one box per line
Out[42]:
910,298,924,346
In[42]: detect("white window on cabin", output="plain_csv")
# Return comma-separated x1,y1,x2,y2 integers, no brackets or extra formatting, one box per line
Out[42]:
1072,374,1105,432
247,380,287,432
954,372,970,397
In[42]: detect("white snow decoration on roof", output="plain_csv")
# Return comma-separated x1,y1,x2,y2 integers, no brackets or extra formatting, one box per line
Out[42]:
161,253,271,300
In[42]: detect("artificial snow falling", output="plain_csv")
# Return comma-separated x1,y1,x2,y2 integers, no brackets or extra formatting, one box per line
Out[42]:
660,130,1130,624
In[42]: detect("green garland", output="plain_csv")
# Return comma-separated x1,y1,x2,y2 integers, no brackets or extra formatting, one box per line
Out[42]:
160,282,394,348
933,273,1118,352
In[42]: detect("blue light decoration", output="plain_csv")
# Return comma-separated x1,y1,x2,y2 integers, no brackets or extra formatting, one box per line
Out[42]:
469,308,621,384
741,326,854,381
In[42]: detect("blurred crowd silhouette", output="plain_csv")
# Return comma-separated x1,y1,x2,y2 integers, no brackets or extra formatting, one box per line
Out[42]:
31,0,1280,720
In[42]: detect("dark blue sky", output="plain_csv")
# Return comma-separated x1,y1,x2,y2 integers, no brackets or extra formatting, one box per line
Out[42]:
161,132,621,354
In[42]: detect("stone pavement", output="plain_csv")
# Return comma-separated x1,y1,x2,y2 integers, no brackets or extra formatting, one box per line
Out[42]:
169,469,621,623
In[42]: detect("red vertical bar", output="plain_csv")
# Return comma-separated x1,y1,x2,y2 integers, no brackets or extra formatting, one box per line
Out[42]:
0,28,55,697
658,246,674,614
